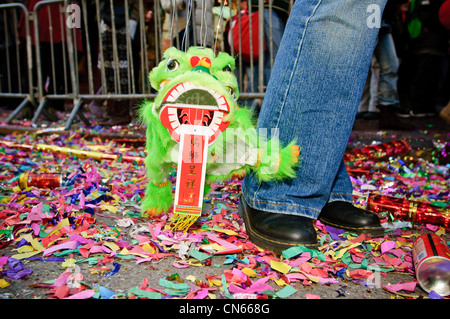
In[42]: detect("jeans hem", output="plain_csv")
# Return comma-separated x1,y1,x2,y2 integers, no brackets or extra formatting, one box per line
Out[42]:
241,191,320,220
328,193,354,204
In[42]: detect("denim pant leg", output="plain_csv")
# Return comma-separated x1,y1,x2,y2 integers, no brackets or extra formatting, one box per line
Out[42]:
374,31,399,106
242,0,386,219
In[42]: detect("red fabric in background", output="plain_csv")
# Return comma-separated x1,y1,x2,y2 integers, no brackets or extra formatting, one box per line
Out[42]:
439,0,450,29
18,0,83,49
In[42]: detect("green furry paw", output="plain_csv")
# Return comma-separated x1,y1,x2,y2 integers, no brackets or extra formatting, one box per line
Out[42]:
253,141,300,182
141,181,173,217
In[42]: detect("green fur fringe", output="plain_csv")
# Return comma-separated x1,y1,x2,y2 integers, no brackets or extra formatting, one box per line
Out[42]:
251,140,299,182
141,181,173,216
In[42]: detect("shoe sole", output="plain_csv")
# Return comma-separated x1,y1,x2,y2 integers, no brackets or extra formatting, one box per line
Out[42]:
411,113,427,118
319,217,385,237
410,112,436,118
238,196,319,255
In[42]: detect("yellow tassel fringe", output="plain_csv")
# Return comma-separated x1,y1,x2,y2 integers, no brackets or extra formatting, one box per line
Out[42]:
170,213,200,232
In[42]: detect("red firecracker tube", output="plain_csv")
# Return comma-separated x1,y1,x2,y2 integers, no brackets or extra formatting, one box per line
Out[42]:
367,193,450,230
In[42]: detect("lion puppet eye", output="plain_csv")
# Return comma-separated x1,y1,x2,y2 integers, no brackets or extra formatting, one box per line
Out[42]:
222,64,232,72
165,59,179,71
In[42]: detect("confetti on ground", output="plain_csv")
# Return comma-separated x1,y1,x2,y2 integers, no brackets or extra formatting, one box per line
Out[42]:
0,119,449,300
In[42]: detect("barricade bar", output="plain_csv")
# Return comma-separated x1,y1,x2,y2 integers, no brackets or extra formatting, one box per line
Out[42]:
0,0,290,128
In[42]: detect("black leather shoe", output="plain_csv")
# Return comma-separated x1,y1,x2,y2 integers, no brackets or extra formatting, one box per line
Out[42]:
238,195,318,254
319,201,385,237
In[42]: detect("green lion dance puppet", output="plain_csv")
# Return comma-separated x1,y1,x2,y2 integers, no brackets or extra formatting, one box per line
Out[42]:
139,46,300,232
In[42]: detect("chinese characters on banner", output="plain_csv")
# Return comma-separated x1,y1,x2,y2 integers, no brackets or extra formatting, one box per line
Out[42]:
174,132,208,217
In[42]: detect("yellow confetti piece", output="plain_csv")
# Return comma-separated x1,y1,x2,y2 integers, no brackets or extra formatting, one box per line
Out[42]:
396,240,412,248
300,271,320,283
142,243,155,254
208,279,222,287
30,238,44,252
0,278,10,288
186,259,204,267
241,267,257,277
119,247,130,255
272,277,288,287
11,251,41,260
118,247,148,258
436,227,446,237
17,245,35,254
61,258,77,269
334,242,361,260
270,260,292,274
47,218,70,237
186,275,197,282
18,234,43,252
14,232,31,243
80,231,94,239
204,228,239,236
103,241,120,251
101,205,118,214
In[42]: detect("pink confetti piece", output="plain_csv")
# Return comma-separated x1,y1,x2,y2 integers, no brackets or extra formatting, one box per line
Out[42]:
42,241,78,257
286,273,309,282
52,271,72,288
288,253,311,267
31,223,41,236
172,261,190,269
381,240,396,254
194,288,210,299
0,256,8,268
207,233,239,250
425,224,439,231
383,281,417,293
64,289,96,299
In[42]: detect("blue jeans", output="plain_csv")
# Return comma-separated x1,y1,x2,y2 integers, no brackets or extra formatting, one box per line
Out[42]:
374,31,400,106
242,0,387,219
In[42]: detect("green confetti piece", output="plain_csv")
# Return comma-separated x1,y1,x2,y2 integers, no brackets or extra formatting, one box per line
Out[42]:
159,279,190,296
282,246,326,261
275,285,297,298
221,274,233,299
128,287,161,299
190,249,211,262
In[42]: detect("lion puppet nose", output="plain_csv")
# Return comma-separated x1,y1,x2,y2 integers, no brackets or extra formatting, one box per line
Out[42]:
190,56,211,74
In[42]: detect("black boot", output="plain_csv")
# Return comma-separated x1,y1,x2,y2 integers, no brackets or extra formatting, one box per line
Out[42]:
238,195,318,254
377,104,415,130
319,201,384,237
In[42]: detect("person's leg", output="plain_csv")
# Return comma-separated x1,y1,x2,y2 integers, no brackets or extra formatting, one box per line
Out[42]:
375,31,413,129
240,0,386,252
375,32,400,106
368,57,380,113
410,53,443,117
243,0,386,217
357,68,372,116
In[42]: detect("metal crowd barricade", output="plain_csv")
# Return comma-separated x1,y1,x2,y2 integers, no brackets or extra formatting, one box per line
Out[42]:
0,3,36,123
1,0,291,129
30,0,90,129
31,0,157,129
75,0,154,101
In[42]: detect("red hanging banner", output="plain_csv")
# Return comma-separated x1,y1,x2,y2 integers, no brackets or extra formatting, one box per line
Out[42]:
171,126,210,231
